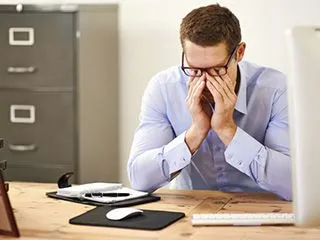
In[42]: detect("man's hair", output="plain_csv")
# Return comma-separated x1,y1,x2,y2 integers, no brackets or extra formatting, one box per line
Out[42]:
180,4,241,54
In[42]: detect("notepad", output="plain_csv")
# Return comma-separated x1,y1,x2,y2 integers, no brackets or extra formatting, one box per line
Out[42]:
57,183,123,198
56,183,149,204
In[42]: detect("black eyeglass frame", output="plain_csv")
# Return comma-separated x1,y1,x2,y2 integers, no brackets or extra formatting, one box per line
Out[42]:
181,44,239,77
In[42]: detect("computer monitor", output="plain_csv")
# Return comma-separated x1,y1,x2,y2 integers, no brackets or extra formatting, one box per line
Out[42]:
286,26,320,227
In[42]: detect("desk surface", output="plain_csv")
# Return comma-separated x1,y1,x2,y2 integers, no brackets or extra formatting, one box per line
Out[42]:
2,182,320,240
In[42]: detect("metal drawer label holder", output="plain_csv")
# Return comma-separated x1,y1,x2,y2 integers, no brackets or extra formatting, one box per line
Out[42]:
9,27,35,46
10,105,35,124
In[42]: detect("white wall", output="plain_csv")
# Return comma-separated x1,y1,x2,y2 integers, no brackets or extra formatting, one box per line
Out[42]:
3,0,320,186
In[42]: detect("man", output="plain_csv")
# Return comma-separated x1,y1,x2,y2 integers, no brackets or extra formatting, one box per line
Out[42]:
127,4,291,200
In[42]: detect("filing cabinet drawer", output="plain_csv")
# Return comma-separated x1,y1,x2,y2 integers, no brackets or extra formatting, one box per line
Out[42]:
0,90,75,181
0,13,76,89
3,163,74,182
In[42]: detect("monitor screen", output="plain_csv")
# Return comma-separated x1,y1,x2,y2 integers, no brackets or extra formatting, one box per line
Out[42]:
286,26,320,227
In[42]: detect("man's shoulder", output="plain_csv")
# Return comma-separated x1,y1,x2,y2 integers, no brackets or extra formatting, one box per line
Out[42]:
240,61,287,91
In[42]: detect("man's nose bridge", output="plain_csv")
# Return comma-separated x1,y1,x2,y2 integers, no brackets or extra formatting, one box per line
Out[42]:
204,71,210,80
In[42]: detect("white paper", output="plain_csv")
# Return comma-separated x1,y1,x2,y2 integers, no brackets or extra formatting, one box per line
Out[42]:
56,183,122,198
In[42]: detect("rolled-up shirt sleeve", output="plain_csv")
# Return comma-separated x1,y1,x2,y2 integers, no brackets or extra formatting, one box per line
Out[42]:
127,76,191,192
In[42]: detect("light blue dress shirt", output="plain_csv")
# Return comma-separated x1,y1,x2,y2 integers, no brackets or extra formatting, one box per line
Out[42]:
127,61,291,200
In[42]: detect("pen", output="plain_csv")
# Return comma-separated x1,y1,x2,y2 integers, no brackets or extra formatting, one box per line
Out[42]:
84,192,130,197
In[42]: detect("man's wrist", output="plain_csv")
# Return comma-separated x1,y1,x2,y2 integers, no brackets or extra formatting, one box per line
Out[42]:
185,125,208,154
215,124,237,145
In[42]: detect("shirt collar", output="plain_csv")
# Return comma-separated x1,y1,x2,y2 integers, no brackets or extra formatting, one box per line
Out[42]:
234,64,248,115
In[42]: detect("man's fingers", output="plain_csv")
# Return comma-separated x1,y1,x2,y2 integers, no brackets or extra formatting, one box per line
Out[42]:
186,76,198,100
222,74,236,93
206,80,223,105
187,76,195,90
207,73,237,103
193,79,205,105
187,75,205,101
215,74,237,101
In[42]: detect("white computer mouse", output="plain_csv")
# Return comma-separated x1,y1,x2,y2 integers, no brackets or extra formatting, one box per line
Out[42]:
106,207,143,221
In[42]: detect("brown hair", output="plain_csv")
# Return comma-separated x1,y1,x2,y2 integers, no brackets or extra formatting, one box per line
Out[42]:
180,4,241,54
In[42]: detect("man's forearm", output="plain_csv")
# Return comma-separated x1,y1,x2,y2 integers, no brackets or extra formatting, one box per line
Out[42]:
225,127,292,200
215,123,237,145
128,132,193,192
128,148,170,192
185,125,208,154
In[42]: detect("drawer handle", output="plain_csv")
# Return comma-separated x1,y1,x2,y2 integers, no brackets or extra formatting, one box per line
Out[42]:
9,144,37,152
7,66,36,74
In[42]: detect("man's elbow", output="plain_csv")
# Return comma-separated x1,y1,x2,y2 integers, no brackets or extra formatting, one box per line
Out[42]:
128,170,155,192
272,184,292,201
278,189,292,201
258,179,292,201
130,179,154,193
127,160,153,193
279,177,292,201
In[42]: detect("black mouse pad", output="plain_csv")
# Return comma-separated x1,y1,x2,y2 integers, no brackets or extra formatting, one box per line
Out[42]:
69,206,185,230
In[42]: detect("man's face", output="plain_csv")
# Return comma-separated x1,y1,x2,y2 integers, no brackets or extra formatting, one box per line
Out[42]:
183,40,243,103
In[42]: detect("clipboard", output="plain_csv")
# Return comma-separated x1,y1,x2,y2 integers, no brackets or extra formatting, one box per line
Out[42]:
46,191,161,207
47,174,161,207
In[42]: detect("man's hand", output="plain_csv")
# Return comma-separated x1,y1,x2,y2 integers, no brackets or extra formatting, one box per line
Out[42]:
185,74,211,154
206,72,237,145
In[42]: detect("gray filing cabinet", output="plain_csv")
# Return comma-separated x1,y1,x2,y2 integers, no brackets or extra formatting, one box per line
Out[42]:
0,4,119,183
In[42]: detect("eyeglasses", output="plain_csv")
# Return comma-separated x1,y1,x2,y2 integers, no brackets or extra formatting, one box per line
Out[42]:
181,45,238,77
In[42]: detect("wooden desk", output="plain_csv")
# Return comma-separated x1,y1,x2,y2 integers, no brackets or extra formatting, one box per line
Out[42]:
2,182,320,240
